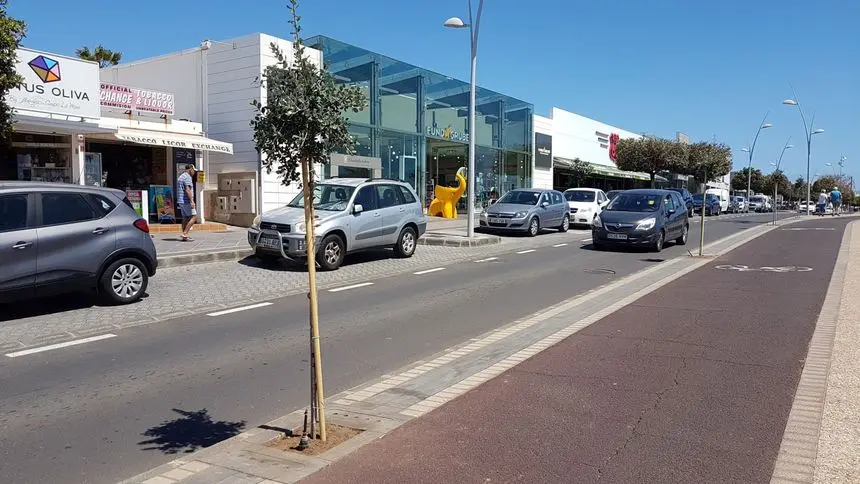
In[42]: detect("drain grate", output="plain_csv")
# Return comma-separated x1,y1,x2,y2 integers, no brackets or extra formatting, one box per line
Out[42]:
584,268,616,274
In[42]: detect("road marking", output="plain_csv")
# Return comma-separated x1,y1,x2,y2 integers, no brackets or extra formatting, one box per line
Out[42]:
5,334,117,358
329,282,374,293
207,302,273,317
474,257,498,263
782,227,835,231
414,267,446,275
552,243,568,247
516,249,536,254
580,238,592,243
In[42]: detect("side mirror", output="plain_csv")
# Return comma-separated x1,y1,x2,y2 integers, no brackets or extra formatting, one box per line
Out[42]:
353,204,364,214
541,201,550,208
667,209,677,215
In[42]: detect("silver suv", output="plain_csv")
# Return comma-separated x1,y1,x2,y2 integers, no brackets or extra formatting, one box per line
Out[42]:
0,182,158,305
248,178,427,270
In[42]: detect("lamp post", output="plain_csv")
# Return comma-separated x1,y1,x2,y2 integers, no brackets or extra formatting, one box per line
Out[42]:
740,113,772,212
783,91,824,215
769,138,794,225
444,0,484,238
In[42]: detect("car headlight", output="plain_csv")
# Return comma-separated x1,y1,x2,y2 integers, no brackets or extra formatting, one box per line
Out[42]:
592,214,602,228
295,222,306,233
251,215,261,229
514,211,528,218
635,217,656,231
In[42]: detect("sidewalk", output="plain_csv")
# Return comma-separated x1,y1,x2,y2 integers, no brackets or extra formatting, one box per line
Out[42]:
301,217,853,483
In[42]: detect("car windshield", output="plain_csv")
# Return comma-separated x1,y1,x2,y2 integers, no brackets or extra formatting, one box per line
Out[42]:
693,194,718,202
606,191,621,200
287,184,356,211
564,190,596,202
668,188,686,196
497,190,541,206
750,196,764,203
605,193,662,212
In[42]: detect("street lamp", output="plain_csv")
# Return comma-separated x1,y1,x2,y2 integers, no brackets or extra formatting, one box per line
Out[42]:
769,138,793,225
783,92,824,215
444,0,484,238
740,113,772,212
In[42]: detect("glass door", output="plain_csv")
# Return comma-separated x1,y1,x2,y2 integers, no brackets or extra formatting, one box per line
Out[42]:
401,155,417,189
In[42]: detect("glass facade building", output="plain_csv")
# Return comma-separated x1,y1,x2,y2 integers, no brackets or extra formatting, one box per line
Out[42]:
307,36,534,210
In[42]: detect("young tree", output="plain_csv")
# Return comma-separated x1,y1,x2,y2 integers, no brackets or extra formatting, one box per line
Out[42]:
75,45,122,68
565,158,593,188
615,137,687,187
685,141,732,255
250,0,366,442
0,0,25,142
730,167,764,194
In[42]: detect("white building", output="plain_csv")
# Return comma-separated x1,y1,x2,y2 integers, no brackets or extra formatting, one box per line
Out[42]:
100,33,323,225
532,108,652,191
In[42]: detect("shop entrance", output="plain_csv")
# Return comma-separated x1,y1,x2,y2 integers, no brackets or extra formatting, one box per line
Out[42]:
426,139,467,210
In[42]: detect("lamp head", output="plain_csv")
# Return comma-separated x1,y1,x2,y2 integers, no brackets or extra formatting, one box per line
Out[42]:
812,128,825,135
444,17,468,28
783,99,798,106
761,123,773,129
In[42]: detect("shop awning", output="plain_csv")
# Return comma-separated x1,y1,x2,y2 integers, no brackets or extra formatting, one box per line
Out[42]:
554,157,668,182
14,114,119,135
114,128,234,154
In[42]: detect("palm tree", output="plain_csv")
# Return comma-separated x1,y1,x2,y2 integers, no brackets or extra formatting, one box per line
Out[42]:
76,45,121,68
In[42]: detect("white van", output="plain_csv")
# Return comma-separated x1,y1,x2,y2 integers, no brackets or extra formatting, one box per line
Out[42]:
705,188,729,213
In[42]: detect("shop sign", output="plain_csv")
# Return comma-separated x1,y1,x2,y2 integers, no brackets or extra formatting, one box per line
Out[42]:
9,48,100,119
100,82,175,115
534,133,552,170
126,189,143,216
427,125,469,143
595,131,620,161
116,132,233,154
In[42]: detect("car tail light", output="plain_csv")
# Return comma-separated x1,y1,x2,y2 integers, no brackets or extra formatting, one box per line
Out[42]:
133,219,150,233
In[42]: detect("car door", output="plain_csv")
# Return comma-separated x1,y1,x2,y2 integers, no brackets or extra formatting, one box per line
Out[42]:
349,185,383,250
596,191,608,214
550,191,565,223
663,194,679,238
34,191,118,294
0,192,37,301
375,184,406,245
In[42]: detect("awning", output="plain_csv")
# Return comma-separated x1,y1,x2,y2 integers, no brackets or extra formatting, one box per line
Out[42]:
13,114,119,135
114,128,233,154
554,157,667,182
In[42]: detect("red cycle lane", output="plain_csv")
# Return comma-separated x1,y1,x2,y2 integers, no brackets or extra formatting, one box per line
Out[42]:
303,217,851,484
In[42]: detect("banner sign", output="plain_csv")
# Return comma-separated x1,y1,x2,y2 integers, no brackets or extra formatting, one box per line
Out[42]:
100,82,175,115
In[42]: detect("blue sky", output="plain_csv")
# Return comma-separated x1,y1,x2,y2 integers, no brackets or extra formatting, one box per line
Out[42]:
11,0,858,184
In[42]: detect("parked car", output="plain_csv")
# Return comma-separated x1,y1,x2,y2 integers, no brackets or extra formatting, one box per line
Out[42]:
748,195,771,212
249,178,426,270
692,193,721,216
706,187,730,213
798,201,813,213
730,196,747,213
667,188,694,216
480,188,569,236
606,190,624,202
563,188,608,227
592,189,689,252
0,182,157,305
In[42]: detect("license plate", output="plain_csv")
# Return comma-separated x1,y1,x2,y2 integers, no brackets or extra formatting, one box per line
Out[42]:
489,218,506,224
607,233,628,240
258,235,281,249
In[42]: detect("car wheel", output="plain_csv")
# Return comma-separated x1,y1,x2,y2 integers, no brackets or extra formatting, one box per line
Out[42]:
558,214,570,233
316,234,345,271
255,250,280,264
100,258,149,305
592,241,604,251
676,224,689,245
394,226,418,258
652,230,665,253
527,217,540,237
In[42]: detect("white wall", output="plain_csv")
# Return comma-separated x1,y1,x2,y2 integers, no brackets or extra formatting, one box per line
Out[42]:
550,108,641,167
532,114,553,189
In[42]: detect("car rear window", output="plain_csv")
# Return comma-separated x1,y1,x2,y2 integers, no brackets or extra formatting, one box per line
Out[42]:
87,194,117,217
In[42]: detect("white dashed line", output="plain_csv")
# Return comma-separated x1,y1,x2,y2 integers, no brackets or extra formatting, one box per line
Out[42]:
6,334,117,358
414,267,446,275
552,243,568,247
207,302,273,317
516,249,536,254
474,257,498,263
580,238,592,243
328,282,374,293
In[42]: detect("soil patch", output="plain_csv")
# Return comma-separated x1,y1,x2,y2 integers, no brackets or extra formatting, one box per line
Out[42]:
265,424,362,456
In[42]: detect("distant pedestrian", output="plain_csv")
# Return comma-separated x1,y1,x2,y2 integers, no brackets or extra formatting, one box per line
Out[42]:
830,186,842,216
177,164,197,241
817,190,829,216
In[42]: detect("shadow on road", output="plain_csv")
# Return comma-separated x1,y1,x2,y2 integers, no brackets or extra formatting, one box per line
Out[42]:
138,408,246,454
0,293,148,322
239,248,408,272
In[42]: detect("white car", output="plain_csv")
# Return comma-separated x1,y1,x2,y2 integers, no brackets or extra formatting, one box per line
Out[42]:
563,188,608,226
798,201,813,213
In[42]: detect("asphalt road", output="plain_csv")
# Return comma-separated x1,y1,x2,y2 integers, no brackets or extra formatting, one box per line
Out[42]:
0,212,794,483
305,215,849,484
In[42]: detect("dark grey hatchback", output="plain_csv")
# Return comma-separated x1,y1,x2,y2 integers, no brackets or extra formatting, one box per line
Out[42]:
591,189,689,252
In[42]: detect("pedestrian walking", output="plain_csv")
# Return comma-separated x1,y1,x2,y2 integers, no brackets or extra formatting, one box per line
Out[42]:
816,189,829,216
830,186,842,216
177,164,197,241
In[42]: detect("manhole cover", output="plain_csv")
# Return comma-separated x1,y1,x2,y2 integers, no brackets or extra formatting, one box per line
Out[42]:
585,268,616,274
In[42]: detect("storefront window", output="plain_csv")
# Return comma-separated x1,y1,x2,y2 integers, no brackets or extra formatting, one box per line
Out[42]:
503,151,531,195
379,60,420,133
379,129,419,188
476,146,502,208
3,133,72,183
503,106,533,153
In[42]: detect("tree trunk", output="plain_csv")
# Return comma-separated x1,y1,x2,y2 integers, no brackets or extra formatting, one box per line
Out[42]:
301,157,327,442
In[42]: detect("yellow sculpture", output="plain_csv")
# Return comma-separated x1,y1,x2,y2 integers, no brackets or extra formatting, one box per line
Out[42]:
428,167,467,218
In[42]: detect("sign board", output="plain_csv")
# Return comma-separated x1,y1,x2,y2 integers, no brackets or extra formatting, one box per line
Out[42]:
149,185,176,222
100,82,175,115
426,125,469,142
534,133,552,170
8,48,100,119
126,189,143,216
83,152,102,186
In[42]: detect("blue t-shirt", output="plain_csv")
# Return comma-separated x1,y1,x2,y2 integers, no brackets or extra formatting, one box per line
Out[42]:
177,172,193,204
831,190,842,202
